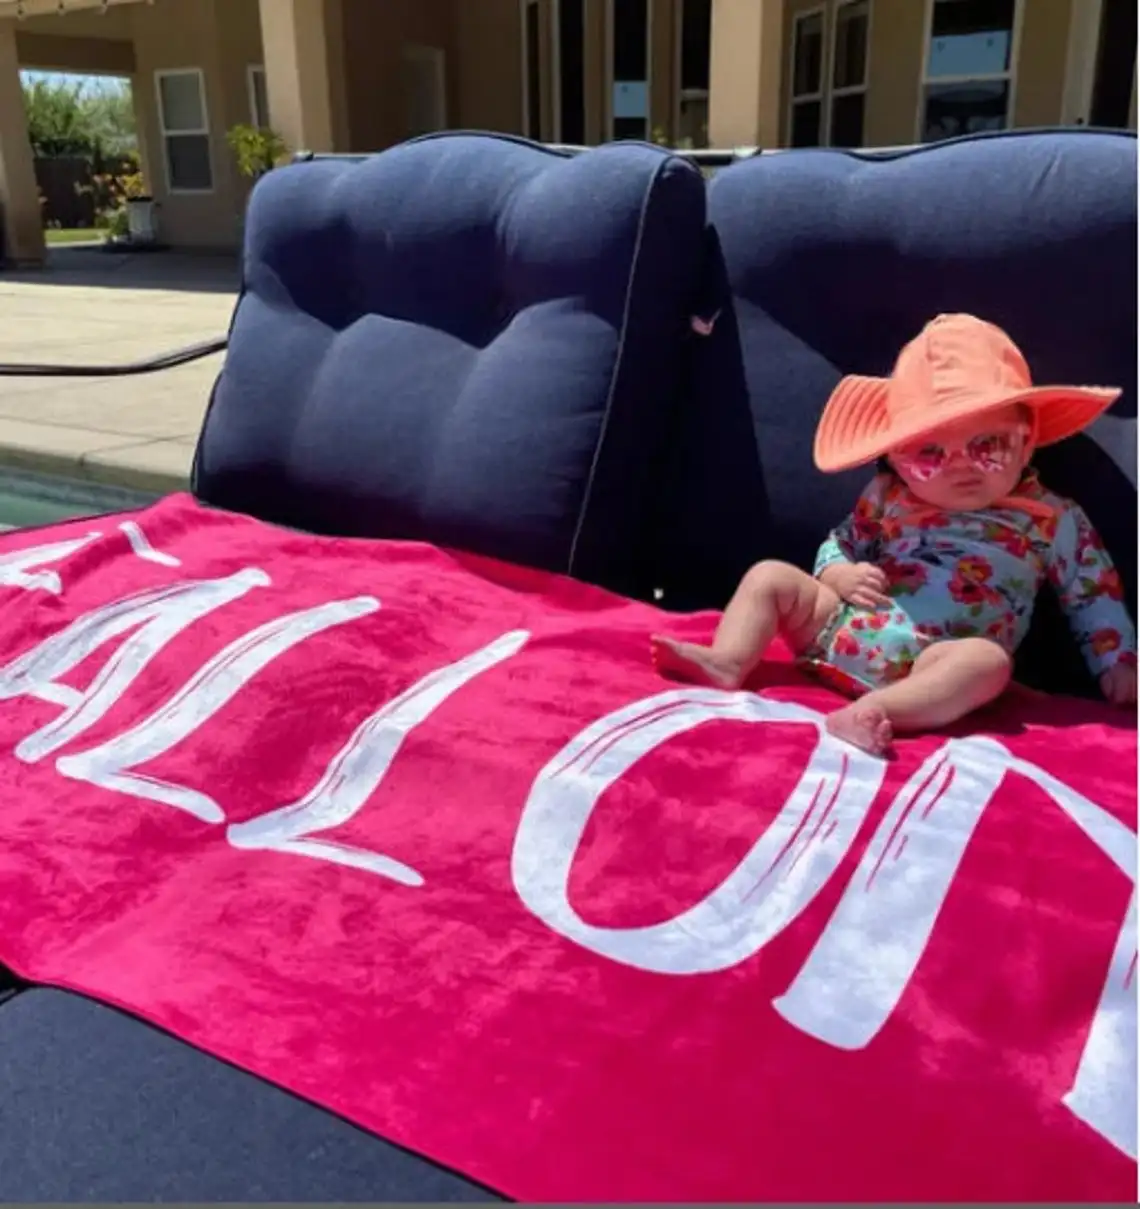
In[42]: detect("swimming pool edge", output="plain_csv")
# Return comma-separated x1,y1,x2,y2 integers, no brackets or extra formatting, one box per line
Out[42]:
0,426,191,498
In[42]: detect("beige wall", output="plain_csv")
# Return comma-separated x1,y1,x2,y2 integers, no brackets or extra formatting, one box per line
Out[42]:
19,4,134,40
863,0,925,146
216,0,264,133
583,0,607,143
4,0,1102,256
339,0,457,152
128,0,262,248
12,0,261,249
15,30,133,72
337,0,536,151
783,0,1079,150
780,0,924,148
455,0,524,139
213,0,263,213
1013,0,1071,128
649,0,676,141
16,4,134,72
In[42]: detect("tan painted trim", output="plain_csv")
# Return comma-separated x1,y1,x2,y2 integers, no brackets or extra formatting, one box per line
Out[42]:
403,43,448,134
14,29,135,72
648,0,674,140
647,0,657,139
1061,0,1103,125
915,0,1024,142
602,0,612,135
520,0,535,137
671,0,681,138
322,0,349,150
551,0,562,138
583,0,605,142
539,0,555,139
520,0,558,142
247,63,267,128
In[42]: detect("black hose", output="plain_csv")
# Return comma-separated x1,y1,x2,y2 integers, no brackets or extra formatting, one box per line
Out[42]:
0,335,228,378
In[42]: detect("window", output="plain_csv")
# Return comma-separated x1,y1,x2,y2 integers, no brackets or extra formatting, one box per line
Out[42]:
403,45,447,138
676,0,710,148
1089,0,1137,129
522,0,585,145
155,69,212,192
829,0,869,147
789,9,824,147
522,0,543,140
557,0,586,144
247,64,269,129
920,0,1018,143
610,0,650,140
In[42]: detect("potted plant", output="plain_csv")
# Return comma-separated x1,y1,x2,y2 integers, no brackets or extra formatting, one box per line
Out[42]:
227,124,289,244
227,124,289,182
88,153,156,246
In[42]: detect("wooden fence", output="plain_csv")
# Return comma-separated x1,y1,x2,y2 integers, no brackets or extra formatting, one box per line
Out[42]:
34,155,134,230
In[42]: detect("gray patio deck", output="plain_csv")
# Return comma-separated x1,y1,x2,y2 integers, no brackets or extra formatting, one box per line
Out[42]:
0,246,238,494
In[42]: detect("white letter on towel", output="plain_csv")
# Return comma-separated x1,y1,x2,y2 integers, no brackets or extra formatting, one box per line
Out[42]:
512,689,886,975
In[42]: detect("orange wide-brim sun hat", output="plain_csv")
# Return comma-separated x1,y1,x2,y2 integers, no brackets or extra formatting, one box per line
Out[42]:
813,313,1121,473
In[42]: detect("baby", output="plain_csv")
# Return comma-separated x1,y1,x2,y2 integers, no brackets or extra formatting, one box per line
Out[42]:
652,314,1137,756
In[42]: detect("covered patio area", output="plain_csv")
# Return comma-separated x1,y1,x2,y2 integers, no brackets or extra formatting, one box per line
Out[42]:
0,0,523,266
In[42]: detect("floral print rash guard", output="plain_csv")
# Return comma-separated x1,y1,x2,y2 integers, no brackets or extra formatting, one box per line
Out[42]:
811,470,1137,684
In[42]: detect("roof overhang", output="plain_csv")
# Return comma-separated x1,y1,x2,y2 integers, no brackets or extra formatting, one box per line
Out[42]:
0,0,151,18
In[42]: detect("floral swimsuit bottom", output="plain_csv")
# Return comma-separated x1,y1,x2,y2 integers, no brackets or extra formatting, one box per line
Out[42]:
798,471,1136,697
798,601,933,696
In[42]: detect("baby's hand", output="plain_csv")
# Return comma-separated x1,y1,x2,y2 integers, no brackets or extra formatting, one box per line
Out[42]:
820,562,892,611
1100,661,1137,709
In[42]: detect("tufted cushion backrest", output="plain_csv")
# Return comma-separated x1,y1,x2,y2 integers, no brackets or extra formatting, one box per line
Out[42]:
193,133,707,597
654,130,1137,697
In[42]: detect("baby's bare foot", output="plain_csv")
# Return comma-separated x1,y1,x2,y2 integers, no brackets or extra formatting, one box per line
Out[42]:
826,700,894,757
651,635,745,690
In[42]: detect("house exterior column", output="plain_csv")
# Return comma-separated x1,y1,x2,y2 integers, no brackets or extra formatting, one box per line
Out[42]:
0,17,45,265
258,0,337,154
707,0,784,149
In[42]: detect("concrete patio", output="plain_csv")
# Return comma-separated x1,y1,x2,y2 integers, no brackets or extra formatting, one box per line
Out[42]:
0,246,237,493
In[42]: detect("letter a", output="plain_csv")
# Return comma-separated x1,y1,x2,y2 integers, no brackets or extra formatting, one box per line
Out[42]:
0,569,270,764
57,596,380,825
0,532,102,594
227,630,529,883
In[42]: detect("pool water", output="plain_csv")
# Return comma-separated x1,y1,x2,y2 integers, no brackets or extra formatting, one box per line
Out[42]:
0,469,159,532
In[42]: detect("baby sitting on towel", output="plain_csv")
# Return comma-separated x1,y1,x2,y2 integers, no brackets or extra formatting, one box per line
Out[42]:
652,313,1137,756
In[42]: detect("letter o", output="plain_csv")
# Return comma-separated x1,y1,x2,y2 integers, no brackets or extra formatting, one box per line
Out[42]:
512,689,887,975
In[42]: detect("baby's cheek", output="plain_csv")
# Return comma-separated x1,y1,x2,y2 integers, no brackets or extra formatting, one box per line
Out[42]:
898,471,952,507
992,460,1026,496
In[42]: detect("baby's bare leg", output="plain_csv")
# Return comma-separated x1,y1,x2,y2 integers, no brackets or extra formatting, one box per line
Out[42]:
827,637,1012,756
652,561,839,689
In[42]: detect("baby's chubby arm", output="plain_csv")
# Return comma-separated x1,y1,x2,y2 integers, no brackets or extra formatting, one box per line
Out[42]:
1046,501,1137,703
814,474,892,609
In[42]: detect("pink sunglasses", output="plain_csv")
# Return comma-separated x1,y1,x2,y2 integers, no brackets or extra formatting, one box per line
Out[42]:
893,426,1029,483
